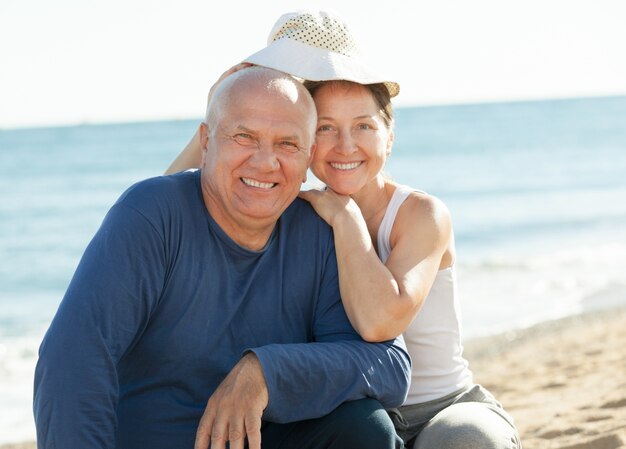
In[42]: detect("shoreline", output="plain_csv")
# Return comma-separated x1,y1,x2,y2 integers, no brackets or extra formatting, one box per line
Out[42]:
463,305,626,360
4,305,626,449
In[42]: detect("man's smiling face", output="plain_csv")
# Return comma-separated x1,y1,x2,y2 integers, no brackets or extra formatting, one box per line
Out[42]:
199,69,316,246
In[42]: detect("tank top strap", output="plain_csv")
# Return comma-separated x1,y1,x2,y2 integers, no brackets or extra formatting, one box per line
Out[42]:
377,185,422,263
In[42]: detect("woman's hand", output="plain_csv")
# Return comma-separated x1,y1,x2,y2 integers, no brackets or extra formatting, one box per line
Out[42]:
298,188,361,228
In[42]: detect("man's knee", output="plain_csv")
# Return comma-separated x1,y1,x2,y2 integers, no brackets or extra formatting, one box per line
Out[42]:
414,402,521,449
326,399,401,449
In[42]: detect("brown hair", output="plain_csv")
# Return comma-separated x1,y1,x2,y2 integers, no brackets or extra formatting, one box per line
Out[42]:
303,80,394,129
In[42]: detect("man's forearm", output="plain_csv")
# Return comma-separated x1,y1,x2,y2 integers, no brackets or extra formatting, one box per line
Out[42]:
248,337,410,423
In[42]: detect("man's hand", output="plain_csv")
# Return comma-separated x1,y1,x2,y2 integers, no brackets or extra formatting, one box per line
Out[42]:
194,353,269,449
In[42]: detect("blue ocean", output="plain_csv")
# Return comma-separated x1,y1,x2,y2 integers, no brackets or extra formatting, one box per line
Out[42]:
1,95,626,443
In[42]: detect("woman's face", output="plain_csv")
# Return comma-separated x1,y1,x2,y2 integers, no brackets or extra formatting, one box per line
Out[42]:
310,82,393,195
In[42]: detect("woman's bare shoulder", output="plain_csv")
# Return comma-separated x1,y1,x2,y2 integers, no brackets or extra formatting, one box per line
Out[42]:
400,189,452,228
388,187,455,267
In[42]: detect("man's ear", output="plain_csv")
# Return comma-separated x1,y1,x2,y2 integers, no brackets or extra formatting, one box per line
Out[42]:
199,123,209,148
307,143,317,166
199,122,209,164
304,143,317,182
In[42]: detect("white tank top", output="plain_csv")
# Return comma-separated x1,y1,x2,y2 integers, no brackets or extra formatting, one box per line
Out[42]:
377,184,473,404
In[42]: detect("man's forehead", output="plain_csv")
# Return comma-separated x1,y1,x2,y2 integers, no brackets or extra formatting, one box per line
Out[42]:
221,116,310,139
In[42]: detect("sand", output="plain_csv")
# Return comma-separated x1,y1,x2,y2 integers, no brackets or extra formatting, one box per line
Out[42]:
4,306,625,449
465,306,626,449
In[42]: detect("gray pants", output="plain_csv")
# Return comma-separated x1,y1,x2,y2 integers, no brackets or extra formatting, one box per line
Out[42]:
388,384,522,449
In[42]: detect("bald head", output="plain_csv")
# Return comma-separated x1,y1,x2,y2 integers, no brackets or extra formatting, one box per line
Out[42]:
205,67,317,138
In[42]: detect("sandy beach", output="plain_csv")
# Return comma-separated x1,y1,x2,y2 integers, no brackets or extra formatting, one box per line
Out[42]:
3,306,625,449
465,306,626,449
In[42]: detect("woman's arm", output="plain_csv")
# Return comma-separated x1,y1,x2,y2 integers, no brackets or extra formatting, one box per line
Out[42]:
164,63,253,175
164,127,203,174
299,188,453,342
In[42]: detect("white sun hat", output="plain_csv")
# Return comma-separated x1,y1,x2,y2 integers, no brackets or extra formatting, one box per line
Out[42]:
243,10,400,97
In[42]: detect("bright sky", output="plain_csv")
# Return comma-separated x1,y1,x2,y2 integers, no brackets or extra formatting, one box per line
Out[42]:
1,0,625,129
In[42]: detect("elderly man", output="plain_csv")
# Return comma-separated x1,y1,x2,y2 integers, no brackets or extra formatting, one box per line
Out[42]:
34,67,410,449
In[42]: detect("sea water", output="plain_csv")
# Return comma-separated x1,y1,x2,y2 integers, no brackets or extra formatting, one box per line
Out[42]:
1,95,626,443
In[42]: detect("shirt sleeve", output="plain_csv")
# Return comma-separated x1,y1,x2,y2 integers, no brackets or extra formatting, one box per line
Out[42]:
249,245,411,423
33,202,166,448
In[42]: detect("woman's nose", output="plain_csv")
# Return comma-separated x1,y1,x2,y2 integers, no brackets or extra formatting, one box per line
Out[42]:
335,130,358,155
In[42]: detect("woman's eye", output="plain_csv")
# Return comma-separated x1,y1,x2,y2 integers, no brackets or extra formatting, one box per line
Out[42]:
356,123,372,130
317,124,333,132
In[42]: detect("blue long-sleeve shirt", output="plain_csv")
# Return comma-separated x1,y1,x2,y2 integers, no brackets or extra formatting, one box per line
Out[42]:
34,170,410,448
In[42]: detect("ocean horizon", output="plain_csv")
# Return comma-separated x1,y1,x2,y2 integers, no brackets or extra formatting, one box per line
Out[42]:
1,94,626,444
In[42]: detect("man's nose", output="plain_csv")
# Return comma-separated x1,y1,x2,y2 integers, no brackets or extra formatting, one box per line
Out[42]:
249,142,280,171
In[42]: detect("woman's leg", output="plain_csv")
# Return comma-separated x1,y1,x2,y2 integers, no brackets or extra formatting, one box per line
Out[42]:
412,401,521,449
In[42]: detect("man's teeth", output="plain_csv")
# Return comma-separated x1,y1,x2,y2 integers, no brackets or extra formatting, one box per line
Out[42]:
330,162,361,170
241,178,276,189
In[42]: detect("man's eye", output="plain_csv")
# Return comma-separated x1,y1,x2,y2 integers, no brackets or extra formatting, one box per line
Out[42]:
232,134,255,145
278,141,300,153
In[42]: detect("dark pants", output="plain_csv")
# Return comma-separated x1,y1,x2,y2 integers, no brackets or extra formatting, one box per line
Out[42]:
260,398,402,449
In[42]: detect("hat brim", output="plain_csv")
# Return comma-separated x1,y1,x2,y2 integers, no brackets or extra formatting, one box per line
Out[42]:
243,39,399,97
